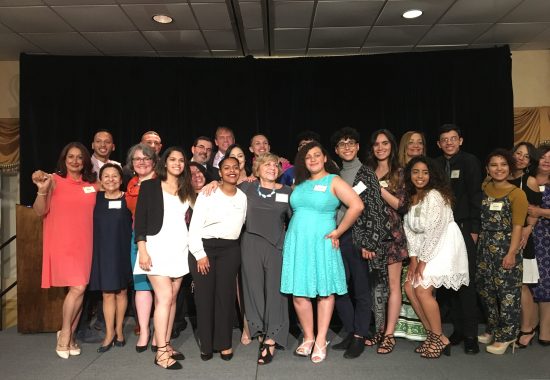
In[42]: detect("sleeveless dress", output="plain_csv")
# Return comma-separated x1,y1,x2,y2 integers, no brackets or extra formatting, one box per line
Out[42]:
88,192,133,291
42,174,97,288
533,184,550,302
280,174,347,297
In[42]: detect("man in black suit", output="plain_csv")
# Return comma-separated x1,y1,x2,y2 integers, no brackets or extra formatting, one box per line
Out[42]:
191,136,220,182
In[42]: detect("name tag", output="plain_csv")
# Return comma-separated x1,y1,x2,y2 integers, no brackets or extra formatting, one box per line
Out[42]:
109,200,121,209
414,206,421,217
83,186,96,194
451,170,460,179
379,180,389,188
313,184,327,192
489,202,503,211
540,185,546,192
353,181,367,195
275,193,288,203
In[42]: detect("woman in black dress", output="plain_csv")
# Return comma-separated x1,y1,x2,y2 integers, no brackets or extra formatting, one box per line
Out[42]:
88,163,133,352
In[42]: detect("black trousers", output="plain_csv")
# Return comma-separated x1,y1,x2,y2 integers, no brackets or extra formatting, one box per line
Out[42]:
334,230,372,338
437,224,479,337
189,238,241,354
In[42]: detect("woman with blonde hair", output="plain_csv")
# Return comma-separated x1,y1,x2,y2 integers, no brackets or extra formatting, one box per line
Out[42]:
398,131,426,168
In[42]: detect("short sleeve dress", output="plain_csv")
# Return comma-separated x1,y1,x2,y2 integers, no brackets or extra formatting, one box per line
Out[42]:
88,192,133,291
41,174,97,288
280,174,347,297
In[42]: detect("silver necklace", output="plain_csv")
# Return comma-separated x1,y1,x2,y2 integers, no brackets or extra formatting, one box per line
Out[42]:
257,183,276,198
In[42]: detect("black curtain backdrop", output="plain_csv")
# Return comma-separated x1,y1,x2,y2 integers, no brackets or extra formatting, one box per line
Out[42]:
20,46,513,205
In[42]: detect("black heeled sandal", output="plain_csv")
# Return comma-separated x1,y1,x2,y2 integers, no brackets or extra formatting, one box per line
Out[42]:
516,327,537,348
421,333,451,359
415,330,433,354
166,342,185,360
377,334,396,354
154,345,182,370
258,342,276,365
364,331,383,347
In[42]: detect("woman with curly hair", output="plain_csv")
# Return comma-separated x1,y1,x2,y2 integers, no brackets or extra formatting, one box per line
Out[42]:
403,156,469,358
477,149,528,354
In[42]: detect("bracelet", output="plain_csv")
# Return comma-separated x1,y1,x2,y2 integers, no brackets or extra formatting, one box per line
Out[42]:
37,192,48,196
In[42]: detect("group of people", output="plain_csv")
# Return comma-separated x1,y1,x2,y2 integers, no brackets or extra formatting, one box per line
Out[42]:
30,124,550,369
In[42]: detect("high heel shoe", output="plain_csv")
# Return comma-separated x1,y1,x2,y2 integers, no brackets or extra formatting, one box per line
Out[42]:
311,340,329,364
538,339,550,346
166,342,185,361
486,340,515,355
97,338,115,353
135,344,148,353
421,333,451,359
114,338,126,347
220,349,233,361
56,331,70,359
477,333,493,344
364,331,383,347
516,327,537,348
200,352,213,361
377,334,396,354
294,339,315,357
154,345,182,370
258,341,276,365
415,330,433,354
69,342,81,356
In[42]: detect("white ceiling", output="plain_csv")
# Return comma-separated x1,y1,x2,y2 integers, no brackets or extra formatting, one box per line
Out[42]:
0,0,549,60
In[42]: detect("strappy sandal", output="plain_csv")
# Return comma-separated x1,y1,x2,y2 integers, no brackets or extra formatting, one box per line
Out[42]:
516,327,537,348
154,345,183,369
311,340,329,364
421,333,451,359
166,342,185,360
377,334,396,354
294,339,315,357
415,330,433,354
364,331,383,347
56,330,70,359
258,342,276,365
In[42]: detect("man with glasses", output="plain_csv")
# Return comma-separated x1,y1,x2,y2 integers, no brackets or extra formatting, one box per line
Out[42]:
330,127,390,359
435,123,483,355
191,136,219,181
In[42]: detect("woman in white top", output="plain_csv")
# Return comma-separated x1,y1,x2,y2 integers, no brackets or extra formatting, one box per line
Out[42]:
188,156,247,361
403,156,469,359
134,147,196,370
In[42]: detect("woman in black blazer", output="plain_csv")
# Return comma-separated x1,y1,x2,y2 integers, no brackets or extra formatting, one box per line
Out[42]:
134,147,196,370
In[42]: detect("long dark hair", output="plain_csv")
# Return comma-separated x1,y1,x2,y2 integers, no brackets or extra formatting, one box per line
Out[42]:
512,141,539,175
56,142,96,183
225,143,251,176
155,146,196,205
404,156,454,210
365,129,401,192
294,141,339,186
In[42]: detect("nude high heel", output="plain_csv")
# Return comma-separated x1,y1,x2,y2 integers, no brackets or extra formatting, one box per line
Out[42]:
486,340,516,355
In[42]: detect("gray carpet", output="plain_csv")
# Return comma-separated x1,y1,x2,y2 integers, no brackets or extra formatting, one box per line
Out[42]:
0,322,548,380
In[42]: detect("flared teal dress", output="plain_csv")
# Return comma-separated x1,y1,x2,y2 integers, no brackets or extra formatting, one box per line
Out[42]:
280,174,347,297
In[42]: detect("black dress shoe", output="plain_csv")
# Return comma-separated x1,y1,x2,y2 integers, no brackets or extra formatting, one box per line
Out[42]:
332,333,353,351
171,320,188,339
463,337,479,354
449,331,464,346
220,351,233,361
151,345,158,352
135,344,148,353
114,339,126,347
97,338,115,353
538,339,550,346
201,352,213,361
344,336,365,359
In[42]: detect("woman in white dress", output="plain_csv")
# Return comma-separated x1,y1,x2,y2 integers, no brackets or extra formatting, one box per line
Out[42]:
134,147,196,370
403,156,469,359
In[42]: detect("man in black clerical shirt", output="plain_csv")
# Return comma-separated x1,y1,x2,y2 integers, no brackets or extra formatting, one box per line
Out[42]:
435,123,483,354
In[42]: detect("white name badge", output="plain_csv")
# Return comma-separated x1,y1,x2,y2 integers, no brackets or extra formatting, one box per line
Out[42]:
451,170,460,179
414,206,422,217
540,185,546,192
379,180,389,188
109,200,121,209
489,202,503,211
83,186,96,194
353,181,367,195
313,184,327,192
275,193,288,203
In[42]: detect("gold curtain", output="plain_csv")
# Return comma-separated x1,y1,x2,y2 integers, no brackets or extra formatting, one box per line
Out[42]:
0,118,19,173
514,107,550,147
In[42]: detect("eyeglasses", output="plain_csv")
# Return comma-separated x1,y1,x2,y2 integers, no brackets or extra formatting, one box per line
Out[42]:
439,136,459,144
336,140,357,149
195,144,212,152
132,157,152,163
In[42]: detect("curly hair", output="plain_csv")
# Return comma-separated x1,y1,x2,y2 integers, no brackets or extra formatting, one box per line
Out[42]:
485,148,516,175
155,146,196,205
403,156,454,210
56,142,97,183
294,141,339,186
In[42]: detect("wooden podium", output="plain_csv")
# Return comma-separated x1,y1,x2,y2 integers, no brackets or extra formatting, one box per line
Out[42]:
16,204,64,333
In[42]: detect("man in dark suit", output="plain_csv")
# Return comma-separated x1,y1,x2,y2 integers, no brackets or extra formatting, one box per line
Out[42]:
190,136,220,182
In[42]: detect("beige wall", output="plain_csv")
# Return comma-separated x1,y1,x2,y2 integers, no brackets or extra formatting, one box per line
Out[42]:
512,50,550,108
0,61,19,118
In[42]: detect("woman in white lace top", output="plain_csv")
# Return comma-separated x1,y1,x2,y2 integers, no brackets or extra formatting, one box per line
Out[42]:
403,156,469,358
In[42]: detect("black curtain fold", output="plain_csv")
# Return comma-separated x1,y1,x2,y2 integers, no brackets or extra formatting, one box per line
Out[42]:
20,46,513,205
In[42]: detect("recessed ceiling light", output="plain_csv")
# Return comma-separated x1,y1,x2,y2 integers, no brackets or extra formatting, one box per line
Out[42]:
402,9,423,19
153,14,173,24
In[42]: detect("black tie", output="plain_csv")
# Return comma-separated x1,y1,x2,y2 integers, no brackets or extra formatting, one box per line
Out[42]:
445,159,451,178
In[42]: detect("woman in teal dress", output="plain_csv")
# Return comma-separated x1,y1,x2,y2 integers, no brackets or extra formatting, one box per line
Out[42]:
281,141,363,364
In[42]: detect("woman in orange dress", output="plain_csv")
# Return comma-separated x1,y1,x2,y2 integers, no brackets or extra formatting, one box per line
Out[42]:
32,142,98,359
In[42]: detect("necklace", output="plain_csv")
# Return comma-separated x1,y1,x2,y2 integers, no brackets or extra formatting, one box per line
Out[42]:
257,183,276,198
